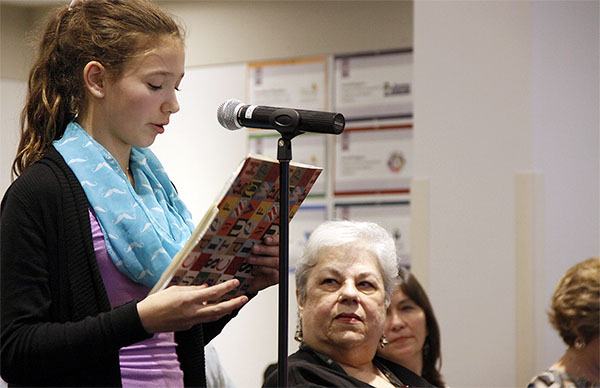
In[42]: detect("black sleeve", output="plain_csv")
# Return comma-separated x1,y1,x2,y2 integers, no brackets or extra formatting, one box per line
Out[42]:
0,171,151,384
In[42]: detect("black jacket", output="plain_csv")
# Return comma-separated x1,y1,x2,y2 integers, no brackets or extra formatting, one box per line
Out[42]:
263,344,436,387
1,147,233,387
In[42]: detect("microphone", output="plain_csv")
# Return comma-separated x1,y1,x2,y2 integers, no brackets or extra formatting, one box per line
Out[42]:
217,99,345,135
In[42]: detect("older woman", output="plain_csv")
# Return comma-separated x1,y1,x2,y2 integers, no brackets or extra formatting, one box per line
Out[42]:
263,220,431,387
528,257,599,387
377,268,445,387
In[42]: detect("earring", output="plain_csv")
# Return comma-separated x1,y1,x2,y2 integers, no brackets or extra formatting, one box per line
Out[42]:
294,316,303,342
379,335,389,349
574,337,585,350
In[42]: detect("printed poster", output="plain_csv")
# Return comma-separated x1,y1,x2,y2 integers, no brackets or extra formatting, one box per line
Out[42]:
334,125,412,195
334,49,413,121
248,56,328,111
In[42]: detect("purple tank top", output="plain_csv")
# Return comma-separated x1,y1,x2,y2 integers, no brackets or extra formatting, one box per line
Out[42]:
89,209,184,387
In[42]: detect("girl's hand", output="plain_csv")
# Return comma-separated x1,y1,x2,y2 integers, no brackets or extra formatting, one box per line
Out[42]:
246,234,280,294
136,279,248,333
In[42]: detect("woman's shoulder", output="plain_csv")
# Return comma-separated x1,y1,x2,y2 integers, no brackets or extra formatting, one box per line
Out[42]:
2,150,68,210
527,368,589,388
528,370,562,387
288,344,343,371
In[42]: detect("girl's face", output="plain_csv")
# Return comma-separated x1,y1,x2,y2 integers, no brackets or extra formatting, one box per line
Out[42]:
378,288,428,367
96,36,184,150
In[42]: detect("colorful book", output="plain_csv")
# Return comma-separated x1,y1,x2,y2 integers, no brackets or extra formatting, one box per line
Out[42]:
150,154,322,299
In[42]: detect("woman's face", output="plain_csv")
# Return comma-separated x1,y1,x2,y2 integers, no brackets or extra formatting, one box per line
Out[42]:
94,36,184,151
299,243,387,354
378,288,428,367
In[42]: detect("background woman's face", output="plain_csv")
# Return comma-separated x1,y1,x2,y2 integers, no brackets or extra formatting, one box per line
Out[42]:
379,288,428,367
299,243,387,353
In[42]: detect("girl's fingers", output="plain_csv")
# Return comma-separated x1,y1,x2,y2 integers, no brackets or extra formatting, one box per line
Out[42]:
194,294,249,322
246,255,279,268
193,278,241,302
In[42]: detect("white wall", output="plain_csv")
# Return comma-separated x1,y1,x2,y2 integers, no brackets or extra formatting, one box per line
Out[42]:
0,79,26,196
0,4,33,195
161,1,412,68
414,3,530,385
530,0,600,372
414,1,598,386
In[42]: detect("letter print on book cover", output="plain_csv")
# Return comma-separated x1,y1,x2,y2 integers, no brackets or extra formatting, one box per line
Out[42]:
151,155,321,299
54,122,195,288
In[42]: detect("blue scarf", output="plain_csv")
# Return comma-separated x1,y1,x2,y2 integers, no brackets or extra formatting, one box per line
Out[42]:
54,122,194,287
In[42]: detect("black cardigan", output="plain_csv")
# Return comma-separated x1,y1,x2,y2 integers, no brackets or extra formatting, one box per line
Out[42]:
1,147,234,387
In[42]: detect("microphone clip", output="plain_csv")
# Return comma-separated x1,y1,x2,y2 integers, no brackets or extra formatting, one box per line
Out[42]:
268,108,303,139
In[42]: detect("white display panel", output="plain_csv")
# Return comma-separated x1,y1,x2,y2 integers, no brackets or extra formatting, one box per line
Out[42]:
334,201,410,267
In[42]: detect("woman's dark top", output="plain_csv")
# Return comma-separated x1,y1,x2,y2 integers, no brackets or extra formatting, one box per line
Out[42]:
0,147,236,387
263,343,435,387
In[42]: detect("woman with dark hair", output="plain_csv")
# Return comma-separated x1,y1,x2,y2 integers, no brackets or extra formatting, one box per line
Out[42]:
377,268,446,387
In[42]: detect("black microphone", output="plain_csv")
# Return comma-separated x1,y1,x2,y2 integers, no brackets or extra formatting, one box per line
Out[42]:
217,99,345,135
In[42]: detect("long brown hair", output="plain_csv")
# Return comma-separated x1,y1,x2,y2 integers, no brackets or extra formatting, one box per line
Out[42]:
12,0,184,177
397,268,446,387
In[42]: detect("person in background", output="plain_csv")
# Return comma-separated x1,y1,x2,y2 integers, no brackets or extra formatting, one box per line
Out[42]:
377,267,445,387
528,257,599,387
0,1,279,386
263,220,433,387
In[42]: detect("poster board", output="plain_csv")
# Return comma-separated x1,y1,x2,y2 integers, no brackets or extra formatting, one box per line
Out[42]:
334,125,413,195
333,49,413,122
247,56,329,110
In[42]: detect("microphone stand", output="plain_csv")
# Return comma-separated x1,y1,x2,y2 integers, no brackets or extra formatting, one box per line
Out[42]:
269,109,302,388
276,136,292,388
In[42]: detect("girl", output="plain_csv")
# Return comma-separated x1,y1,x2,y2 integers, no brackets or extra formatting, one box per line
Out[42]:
0,0,279,386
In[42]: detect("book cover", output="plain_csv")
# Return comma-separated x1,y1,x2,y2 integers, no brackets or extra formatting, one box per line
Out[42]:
150,154,322,299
